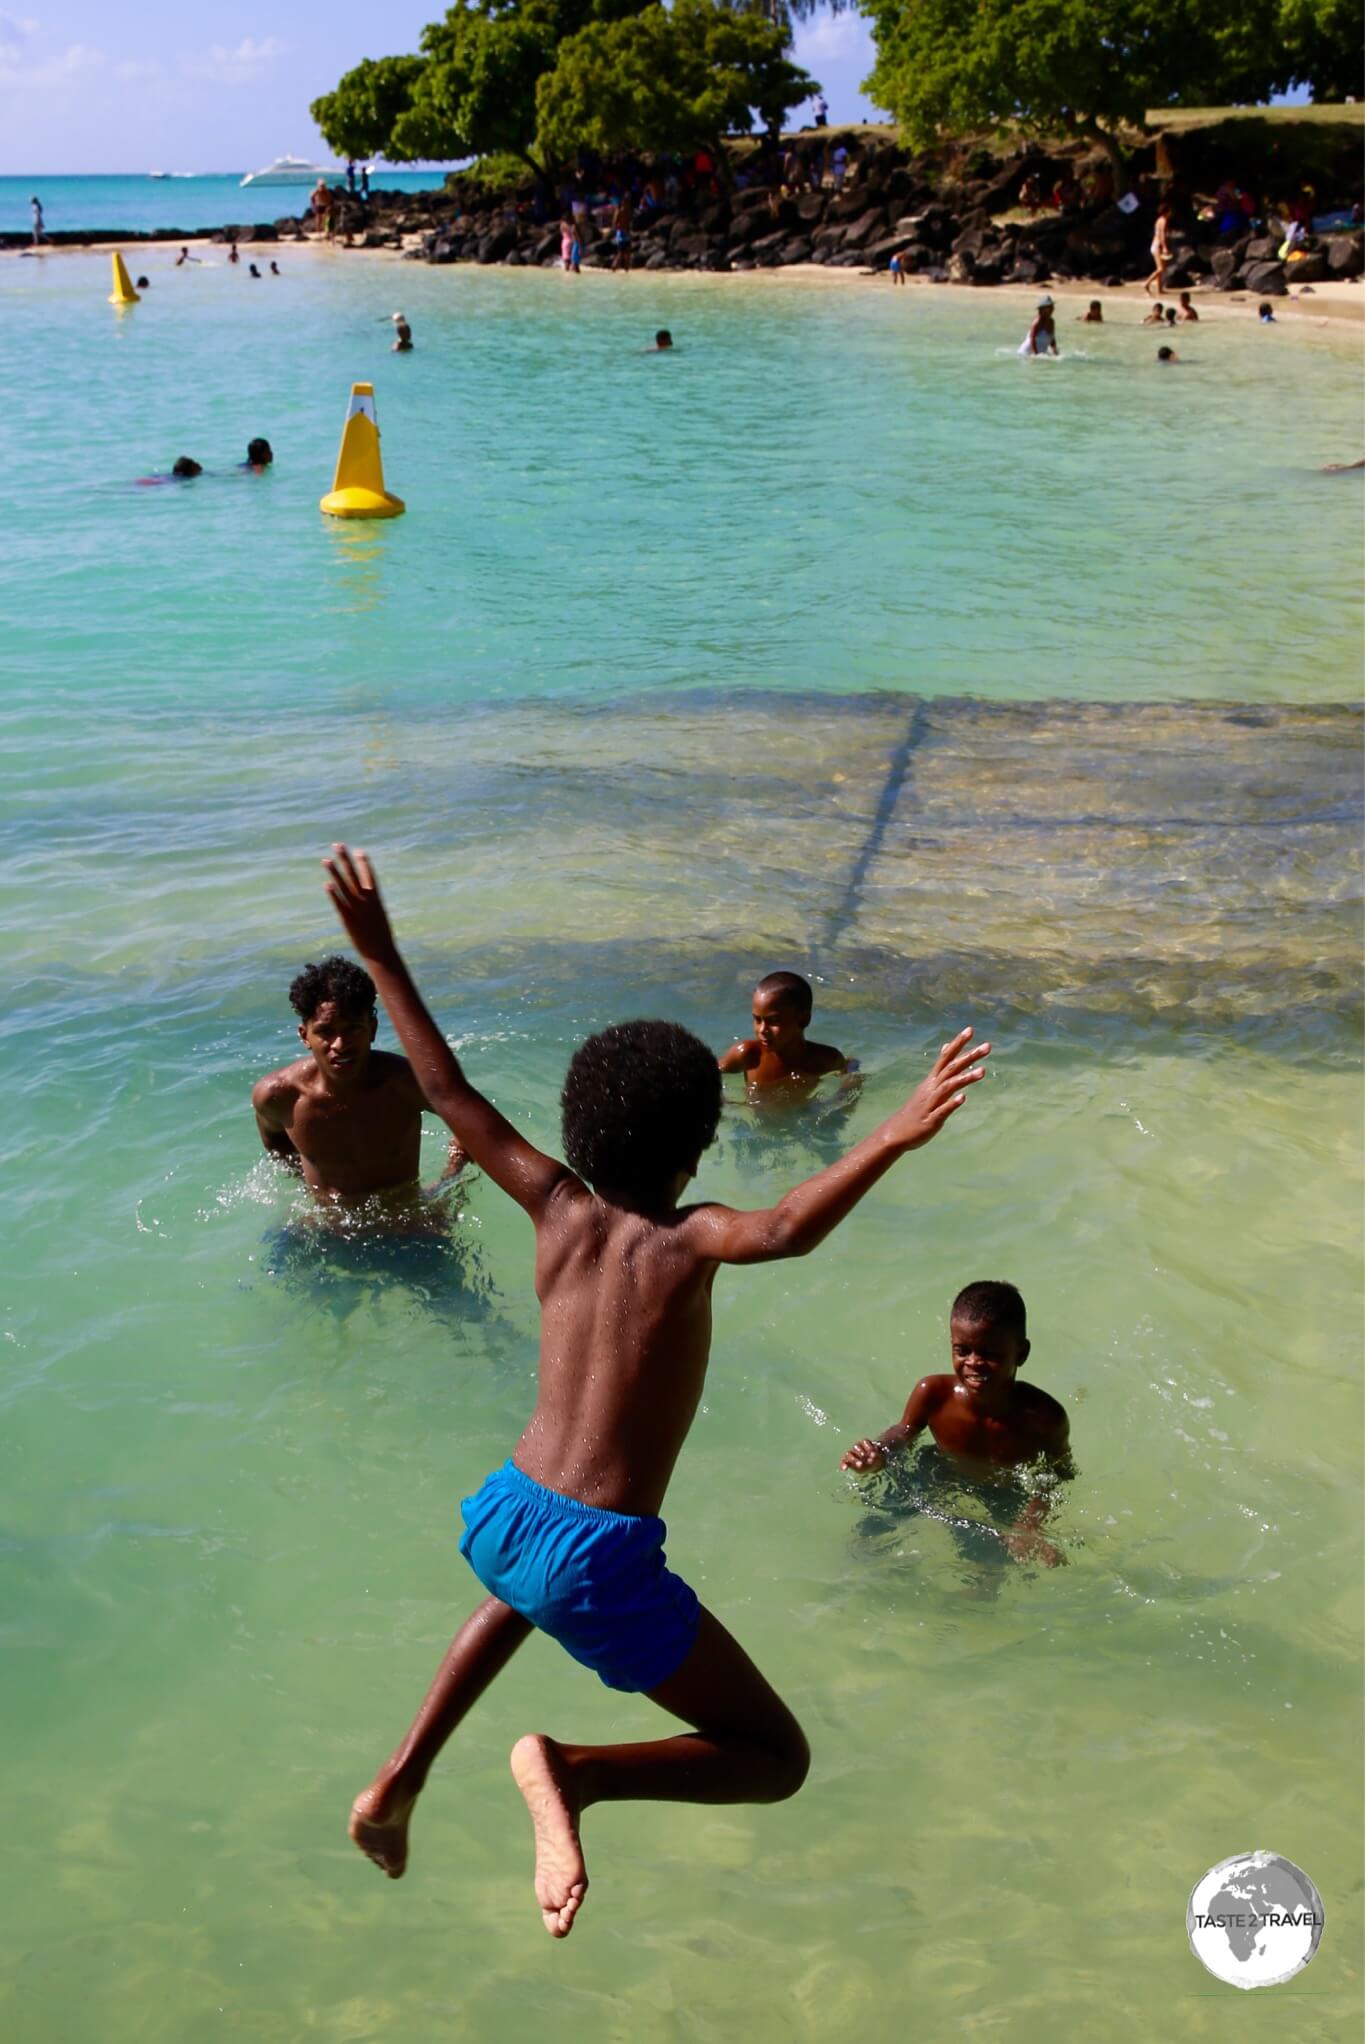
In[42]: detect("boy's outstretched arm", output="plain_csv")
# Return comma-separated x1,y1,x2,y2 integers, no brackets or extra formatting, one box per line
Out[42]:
840,1377,938,1473
688,1027,989,1266
323,845,567,1217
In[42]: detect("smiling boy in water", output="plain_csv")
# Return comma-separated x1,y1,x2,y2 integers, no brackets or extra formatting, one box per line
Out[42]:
840,1281,1071,1563
719,971,849,1099
322,845,989,1936
251,954,463,1223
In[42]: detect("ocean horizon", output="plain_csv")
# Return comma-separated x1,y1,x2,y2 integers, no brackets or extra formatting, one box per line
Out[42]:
1,169,449,236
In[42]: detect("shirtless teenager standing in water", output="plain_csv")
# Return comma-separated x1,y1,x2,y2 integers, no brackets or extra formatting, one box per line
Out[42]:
322,846,989,1936
251,954,464,1224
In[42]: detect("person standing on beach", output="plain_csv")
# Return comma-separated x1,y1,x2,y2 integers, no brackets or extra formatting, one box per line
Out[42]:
1144,201,1172,296
30,195,45,246
611,194,633,273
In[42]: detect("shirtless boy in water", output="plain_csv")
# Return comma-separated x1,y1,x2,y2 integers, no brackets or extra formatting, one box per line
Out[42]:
323,846,989,1936
719,972,850,1098
251,954,463,1221
840,1280,1071,1563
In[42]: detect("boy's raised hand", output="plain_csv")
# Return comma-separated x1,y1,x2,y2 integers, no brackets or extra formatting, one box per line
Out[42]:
324,844,398,965
887,1027,990,1150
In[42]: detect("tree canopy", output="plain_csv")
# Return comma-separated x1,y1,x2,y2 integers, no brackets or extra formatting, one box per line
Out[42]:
312,0,815,175
311,56,426,162
858,0,1362,176
536,0,815,163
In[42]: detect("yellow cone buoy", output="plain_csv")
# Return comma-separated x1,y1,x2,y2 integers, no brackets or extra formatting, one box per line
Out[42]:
320,383,404,519
109,251,140,305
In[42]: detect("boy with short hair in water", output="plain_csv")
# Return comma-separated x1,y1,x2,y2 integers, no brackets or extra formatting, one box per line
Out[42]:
251,954,463,1219
840,1280,1071,1563
324,846,989,1936
720,971,848,1096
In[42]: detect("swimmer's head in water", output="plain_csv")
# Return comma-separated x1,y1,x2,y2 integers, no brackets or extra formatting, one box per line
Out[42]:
655,330,673,349
561,1020,720,1199
136,276,150,289
1157,344,1176,361
751,970,813,1054
171,456,202,477
247,437,273,467
290,955,378,1082
949,1281,1030,1390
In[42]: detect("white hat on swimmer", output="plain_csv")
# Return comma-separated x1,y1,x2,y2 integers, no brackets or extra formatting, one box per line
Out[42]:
1037,294,1054,309
391,311,407,322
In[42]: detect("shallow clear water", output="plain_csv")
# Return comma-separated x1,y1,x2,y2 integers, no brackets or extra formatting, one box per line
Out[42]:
1,253,1361,2041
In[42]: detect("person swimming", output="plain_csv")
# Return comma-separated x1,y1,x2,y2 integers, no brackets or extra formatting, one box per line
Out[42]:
242,438,273,470
841,1280,1072,1568
251,952,464,1229
1018,297,1058,357
719,971,852,1103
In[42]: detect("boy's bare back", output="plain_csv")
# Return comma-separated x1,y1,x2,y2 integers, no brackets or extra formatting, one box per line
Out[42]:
324,846,988,1525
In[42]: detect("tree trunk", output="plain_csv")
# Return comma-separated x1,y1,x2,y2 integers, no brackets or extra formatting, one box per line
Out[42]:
1082,119,1129,196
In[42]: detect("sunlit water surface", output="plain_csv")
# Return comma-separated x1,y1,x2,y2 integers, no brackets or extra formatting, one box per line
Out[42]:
1,252,1361,2041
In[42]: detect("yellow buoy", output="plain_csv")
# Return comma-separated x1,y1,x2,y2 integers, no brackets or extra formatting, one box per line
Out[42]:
109,251,140,305
319,383,405,519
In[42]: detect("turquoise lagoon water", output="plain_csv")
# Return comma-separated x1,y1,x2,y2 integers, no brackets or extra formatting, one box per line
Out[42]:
1,251,1362,2041
1,172,444,237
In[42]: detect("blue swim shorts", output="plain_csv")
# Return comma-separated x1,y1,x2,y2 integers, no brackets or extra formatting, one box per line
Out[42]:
459,1460,701,1693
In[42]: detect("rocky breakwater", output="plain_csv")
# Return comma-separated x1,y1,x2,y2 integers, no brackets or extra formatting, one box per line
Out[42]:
395,142,1363,291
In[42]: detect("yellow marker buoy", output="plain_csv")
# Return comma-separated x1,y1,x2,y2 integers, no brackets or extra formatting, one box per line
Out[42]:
320,383,404,519
109,251,140,305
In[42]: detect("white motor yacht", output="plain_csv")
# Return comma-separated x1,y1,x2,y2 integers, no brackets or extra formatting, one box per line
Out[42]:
240,155,341,188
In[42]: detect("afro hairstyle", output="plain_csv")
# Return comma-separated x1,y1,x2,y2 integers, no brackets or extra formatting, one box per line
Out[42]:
288,954,377,1024
561,1019,721,1197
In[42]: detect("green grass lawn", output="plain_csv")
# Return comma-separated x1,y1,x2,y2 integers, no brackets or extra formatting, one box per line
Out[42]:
1147,103,1365,130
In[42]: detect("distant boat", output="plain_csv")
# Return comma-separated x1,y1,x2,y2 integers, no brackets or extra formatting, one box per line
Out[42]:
149,171,169,180
240,155,341,188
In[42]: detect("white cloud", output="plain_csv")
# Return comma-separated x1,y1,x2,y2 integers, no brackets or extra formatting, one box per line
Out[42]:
0,37,106,88
795,14,870,63
179,35,286,86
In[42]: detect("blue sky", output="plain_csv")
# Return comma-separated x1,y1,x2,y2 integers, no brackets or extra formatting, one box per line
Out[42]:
0,5,884,174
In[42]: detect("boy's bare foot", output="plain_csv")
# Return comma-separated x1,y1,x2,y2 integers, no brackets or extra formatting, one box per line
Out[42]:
510,1733,588,1938
349,1774,416,1880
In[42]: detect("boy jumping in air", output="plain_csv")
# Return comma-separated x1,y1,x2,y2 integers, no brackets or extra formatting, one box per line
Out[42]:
324,846,989,1936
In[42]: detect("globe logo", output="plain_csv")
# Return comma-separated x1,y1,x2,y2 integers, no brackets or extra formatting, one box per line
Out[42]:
1187,1851,1324,1989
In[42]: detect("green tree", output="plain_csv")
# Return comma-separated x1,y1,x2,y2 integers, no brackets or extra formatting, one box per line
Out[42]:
310,55,427,161
859,0,1289,183
386,0,654,173
1277,0,1364,101
536,0,816,166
